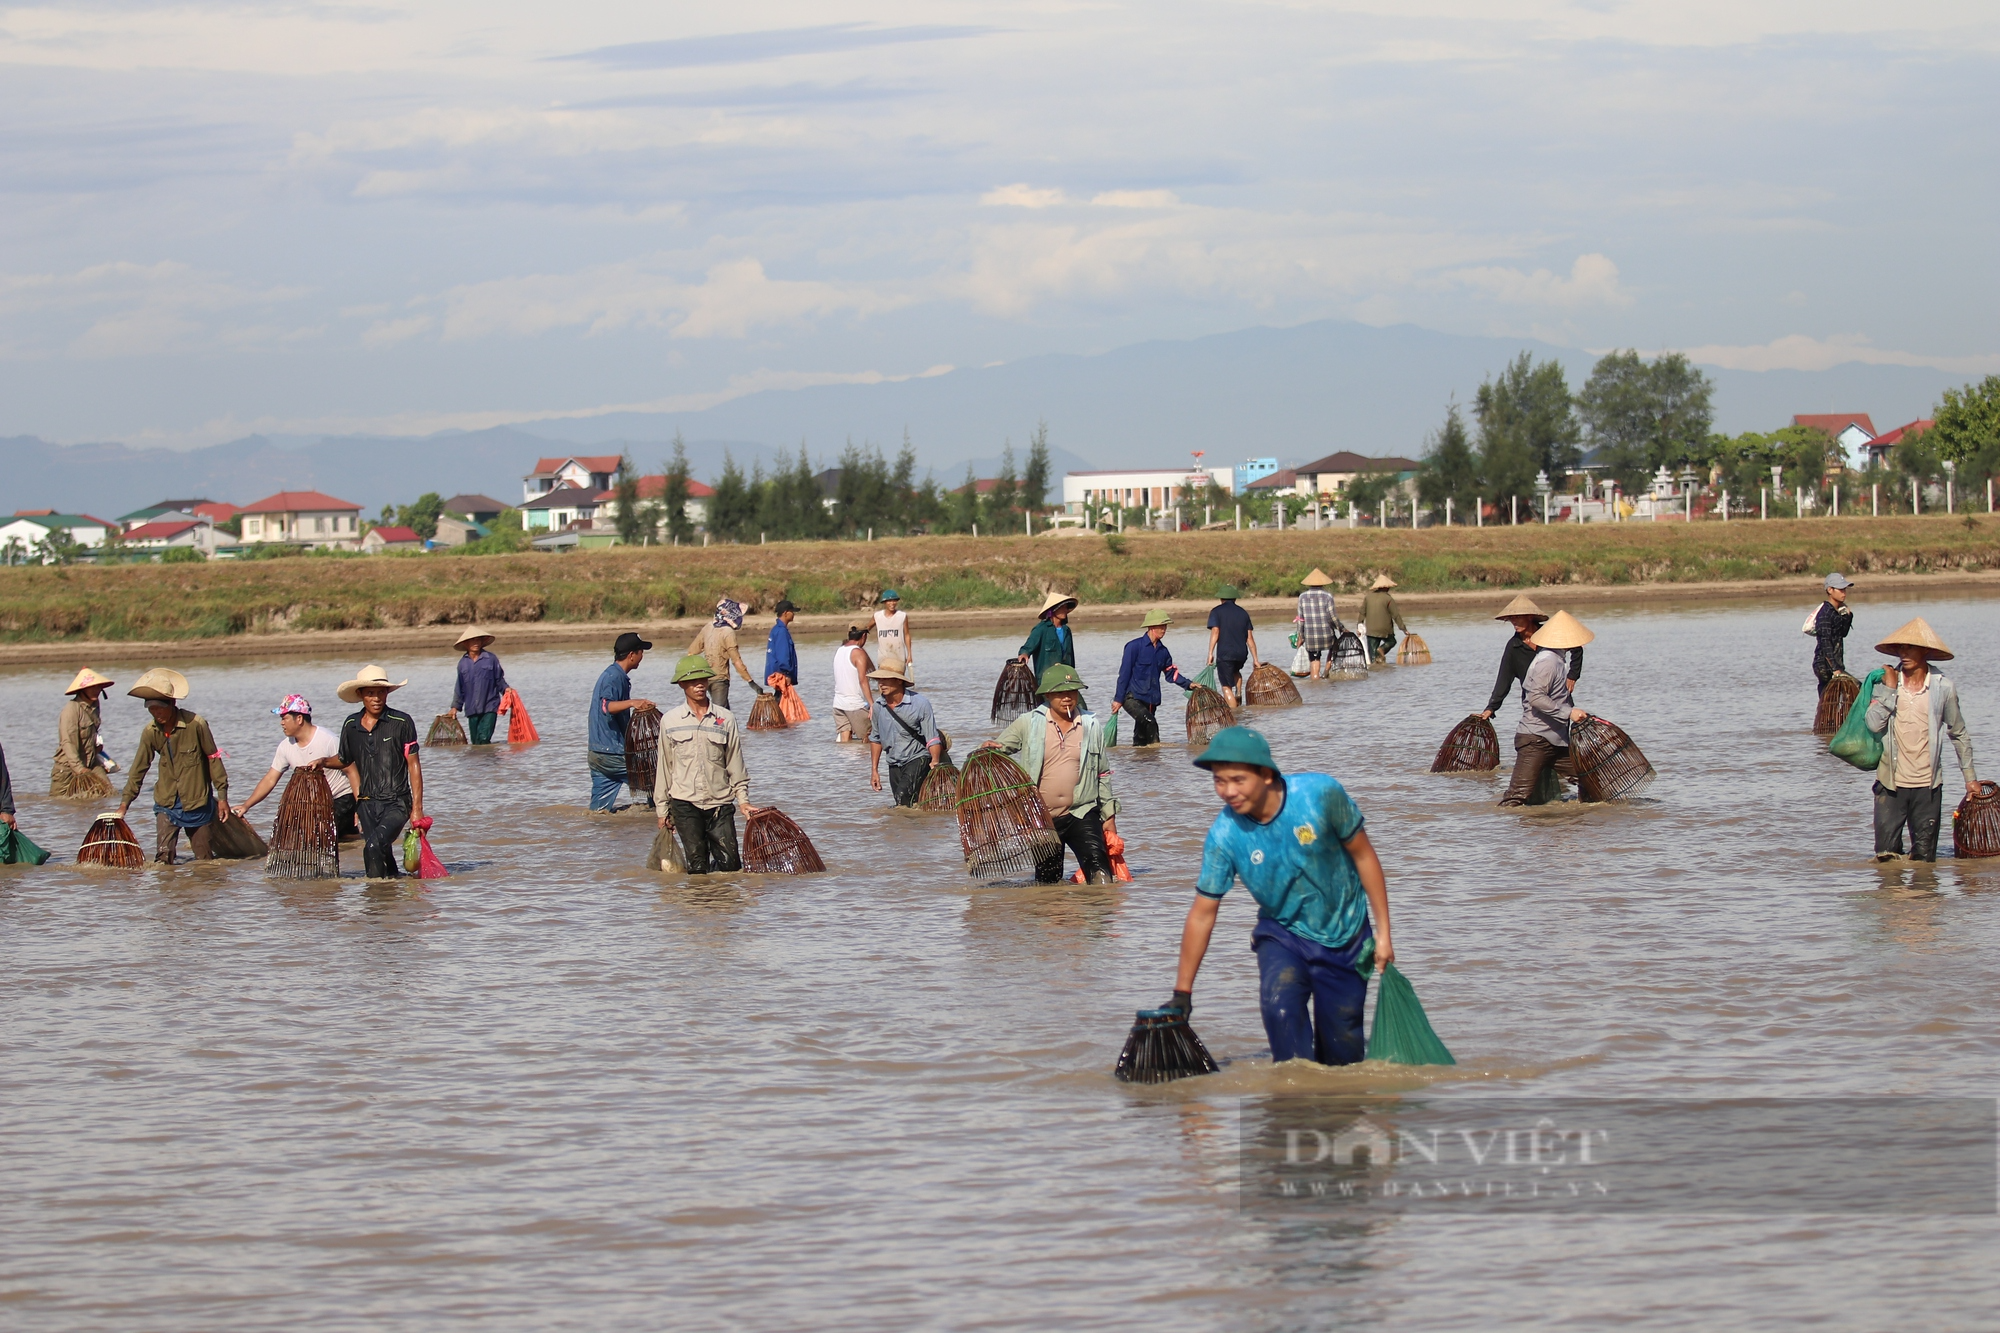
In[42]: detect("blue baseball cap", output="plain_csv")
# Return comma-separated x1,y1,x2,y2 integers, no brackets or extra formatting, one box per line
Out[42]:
1192,726,1281,777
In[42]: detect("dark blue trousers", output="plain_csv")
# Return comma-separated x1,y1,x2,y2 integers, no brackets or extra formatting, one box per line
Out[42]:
1252,916,1373,1066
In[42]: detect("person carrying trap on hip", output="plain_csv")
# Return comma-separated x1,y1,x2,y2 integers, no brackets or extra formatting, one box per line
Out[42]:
985,663,1120,884
1165,726,1397,1067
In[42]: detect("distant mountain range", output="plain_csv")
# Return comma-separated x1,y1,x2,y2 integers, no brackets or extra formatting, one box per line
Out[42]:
0,320,1969,518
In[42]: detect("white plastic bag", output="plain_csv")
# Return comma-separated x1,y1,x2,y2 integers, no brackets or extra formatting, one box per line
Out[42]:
1291,643,1311,677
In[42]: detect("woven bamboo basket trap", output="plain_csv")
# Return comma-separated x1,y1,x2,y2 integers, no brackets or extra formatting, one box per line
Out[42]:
266,766,340,880
1243,663,1303,708
1813,671,1860,736
1431,714,1501,773
624,707,661,795
1397,633,1432,665
1953,781,2000,858
1184,685,1236,747
956,749,1060,878
741,807,826,874
746,692,788,730
990,660,1038,724
1570,716,1656,803
426,712,468,746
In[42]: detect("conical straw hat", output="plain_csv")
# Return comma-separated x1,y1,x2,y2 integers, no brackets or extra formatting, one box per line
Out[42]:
453,625,496,648
1875,617,1953,661
336,664,409,703
1301,568,1334,587
65,666,115,696
127,667,189,701
1038,590,1078,618
1370,574,1397,590
1494,593,1547,622
1534,610,1595,651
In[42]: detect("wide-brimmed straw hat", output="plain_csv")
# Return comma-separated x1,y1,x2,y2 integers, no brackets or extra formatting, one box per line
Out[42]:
1875,617,1953,661
65,667,115,696
1301,568,1334,587
128,667,189,702
1494,593,1548,623
1369,574,1397,591
1038,591,1078,619
868,661,915,684
1534,611,1595,651
454,625,496,648
337,665,408,703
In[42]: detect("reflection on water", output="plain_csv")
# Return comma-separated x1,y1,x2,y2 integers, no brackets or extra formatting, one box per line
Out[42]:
2,594,1999,1330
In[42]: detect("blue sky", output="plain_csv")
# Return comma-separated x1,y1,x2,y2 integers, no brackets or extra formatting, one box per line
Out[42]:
2,1,1995,448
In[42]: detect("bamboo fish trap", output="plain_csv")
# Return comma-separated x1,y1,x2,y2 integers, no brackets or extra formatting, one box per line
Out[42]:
1243,663,1303,708
991,660,1038,724
1329,631,1369,676
956,749,1060,878
1813,671,1860,736
426,712,468,746
741,807,826,874
266,766,339,880
1431,714,1501,773
1114,1008,1220,1084
1953,781,2000,858
746,691,788,730
1184,684,1236,747
1397,633,1433,665
625,707,661,795
52,764,114,800
917,756,961,811
78,814,145,869
1570,716,1656,803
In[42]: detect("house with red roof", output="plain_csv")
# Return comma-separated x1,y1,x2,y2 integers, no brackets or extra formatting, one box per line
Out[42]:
593,474,716,529
1793,414,1877,466
1859,419,1934,469
523,455,623,504
121,516,239,558
238,490,364,550
361,524,424,554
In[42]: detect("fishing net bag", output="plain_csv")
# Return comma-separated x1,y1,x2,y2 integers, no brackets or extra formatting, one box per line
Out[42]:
1570,716,1656,803
0,825,51,865
647,824,688,873
52,762,114,800
1184,684,1236,747
426,712,468,746
1243,663,1303,708
498,688,540,744
1431,714,1500,773
1366,963,1456,1065
772,676,811,724
1814,671,1860,735
991,660,1038,724
1953,782,2000,858
266,766,339,880
1397,633,1433,666
208,811,268,860
1114,1008,1220,1084
918,756,962,811
956,749,1060,878
742,807,826,874
625,707,661,796
1329,631,1369,676
1828,668,1885,770
746,691,788,730
78,814,145,868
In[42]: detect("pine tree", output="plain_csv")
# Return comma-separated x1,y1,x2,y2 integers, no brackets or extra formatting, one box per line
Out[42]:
662,434,694,544
1023,421,1052,514
1416,403,1479,520
984,442,1019,528
709,453,753,542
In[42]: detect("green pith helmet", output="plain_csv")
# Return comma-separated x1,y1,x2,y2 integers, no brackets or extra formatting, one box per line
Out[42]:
672,654,716,683
1193,726,1282,776
1141,609,1172,628
1216,584,1240,600
1037,663,1086,695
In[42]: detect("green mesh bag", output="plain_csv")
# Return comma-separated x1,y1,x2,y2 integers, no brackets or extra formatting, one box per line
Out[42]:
1828,667,1886,771
0,825,51,865
402,825,422,873
1367,963,1456,1066
1104,710,1119,748
1192,663,1218,691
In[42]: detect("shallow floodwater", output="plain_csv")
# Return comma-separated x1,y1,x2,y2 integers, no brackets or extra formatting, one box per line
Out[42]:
2,595,1997,1330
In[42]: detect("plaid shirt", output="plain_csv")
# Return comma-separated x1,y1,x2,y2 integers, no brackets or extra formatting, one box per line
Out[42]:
1296,589,1339,651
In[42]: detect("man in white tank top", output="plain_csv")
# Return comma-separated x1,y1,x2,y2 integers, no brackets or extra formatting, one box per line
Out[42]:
831,626,875,742
873,590,911,669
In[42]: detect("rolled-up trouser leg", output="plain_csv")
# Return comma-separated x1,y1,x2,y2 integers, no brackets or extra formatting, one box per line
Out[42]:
587,751,628,812
1252,916,1372,1065
1050,809,1113,884
1127,699,1159,748
670,799,740,874
887,755,931,807
1500,734,1569,806
358,798,410,877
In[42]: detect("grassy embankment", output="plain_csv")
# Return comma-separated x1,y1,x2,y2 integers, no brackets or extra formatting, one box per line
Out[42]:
3,517,1998,643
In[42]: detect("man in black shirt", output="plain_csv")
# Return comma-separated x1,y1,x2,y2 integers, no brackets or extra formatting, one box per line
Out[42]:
1205,585,1258,707
1478,593,1583,720
335,664,425,878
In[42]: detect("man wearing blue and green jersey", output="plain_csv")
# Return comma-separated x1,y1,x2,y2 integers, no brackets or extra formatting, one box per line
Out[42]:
1166,726,1395,1066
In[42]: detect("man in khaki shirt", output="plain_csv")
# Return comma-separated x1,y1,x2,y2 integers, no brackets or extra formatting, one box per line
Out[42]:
1863,617,1976,862
654,654,759,874
116,669,235,863
989,664,1118,884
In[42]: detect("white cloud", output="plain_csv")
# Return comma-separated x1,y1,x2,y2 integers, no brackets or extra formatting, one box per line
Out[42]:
1682,334,2000,375
980,184,1068,209
1442,253,1631,308
0,260,308,358
1091,189,1181,209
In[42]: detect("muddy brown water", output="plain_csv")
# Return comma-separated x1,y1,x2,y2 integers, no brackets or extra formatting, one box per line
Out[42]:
2,595,1997,1330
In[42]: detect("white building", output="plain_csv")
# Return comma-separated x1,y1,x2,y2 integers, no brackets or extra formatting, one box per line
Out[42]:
238,491,364,550
0,511,118,561
122,516,239,557
1063,465,1234,515
523,455,623,504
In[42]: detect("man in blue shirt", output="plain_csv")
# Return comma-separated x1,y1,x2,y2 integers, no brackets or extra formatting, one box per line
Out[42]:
866,661,943,806
1205,586,1258,707
589,632,656,813
765,599,799,686
446,626,509,744
1166,726,1396,1066
1112,608,1193,748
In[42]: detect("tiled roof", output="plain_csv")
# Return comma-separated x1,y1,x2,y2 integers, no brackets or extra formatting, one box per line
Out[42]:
123,518,206,540
1297,451,1422,475
526,455,623,477
523,483,597,508
1245,469,1297,489
240,490,361,515
369,525,422,543
598,476,717,502
1868,419,1933,447
1793,414,1877,439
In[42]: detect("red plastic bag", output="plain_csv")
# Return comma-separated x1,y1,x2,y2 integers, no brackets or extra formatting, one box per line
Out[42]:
498,687,540,744
770,674,811,724
1073,828,1133,883
412,816,449,879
